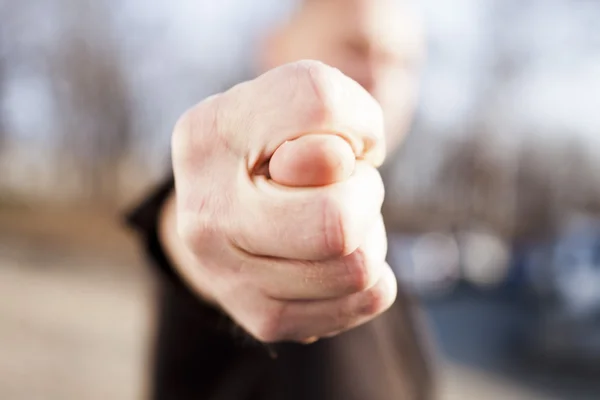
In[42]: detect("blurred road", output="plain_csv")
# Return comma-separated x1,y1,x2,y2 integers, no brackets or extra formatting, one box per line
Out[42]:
0,209,153,400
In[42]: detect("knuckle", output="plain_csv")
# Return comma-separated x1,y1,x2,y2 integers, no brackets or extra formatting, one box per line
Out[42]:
362,166,386,205
321,193,365,258
320,194,350,257
318,173,386,259
342,249,377,293
318,168,385,259
361,285,388,316
171,96,220,166
293,60,339,126
250,302,287,343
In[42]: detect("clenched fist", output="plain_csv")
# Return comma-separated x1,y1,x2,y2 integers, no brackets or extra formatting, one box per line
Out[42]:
161,60,397,343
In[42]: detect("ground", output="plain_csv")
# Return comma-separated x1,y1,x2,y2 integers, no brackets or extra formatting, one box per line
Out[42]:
0,209,544,399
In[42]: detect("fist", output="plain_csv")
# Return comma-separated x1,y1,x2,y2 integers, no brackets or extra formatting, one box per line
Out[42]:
169,60,396,343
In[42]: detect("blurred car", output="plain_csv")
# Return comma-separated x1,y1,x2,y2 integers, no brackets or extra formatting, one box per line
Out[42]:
389,216,600,399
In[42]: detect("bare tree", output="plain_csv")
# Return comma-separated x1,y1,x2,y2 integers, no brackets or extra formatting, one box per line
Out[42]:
0,0,14,154
0,52,6,154
49,0,132,208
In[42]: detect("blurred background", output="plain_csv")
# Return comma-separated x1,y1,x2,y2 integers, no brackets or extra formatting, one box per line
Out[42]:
1,0,599,399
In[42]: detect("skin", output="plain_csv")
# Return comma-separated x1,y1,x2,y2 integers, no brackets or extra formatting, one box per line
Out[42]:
265,0,424,150
159,0,424,343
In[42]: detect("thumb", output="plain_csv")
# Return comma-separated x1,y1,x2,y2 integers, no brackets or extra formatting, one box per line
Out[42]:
269,134,356,187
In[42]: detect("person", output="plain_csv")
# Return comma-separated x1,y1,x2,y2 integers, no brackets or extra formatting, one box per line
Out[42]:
128,0,433,399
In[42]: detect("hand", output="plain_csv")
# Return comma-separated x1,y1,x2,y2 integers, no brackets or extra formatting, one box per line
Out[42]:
163,60,397,343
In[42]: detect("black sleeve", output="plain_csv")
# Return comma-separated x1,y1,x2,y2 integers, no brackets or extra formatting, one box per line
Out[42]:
124,176,247,338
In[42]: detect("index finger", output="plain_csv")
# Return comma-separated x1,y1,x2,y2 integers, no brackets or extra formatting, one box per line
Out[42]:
218,60,387,171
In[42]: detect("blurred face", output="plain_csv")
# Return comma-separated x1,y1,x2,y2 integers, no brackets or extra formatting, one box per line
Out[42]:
262,0,424,151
